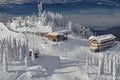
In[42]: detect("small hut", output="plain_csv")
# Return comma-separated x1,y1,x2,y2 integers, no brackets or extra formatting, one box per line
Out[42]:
46,30,71,42
89,34,116,52
28,49,40,59
28,51,32,57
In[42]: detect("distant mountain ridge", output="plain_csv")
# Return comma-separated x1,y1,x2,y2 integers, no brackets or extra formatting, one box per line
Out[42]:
0,0,120,10
0,0,120,4
0,0,120,16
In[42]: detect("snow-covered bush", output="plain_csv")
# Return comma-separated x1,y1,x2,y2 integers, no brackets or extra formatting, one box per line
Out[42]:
24,56,33,67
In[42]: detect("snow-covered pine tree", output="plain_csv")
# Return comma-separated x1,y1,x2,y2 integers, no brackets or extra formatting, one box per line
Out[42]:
3,52,8,72
38,2,43,15
22,42,26,58
86,55,89,74
32,46,35,61
104,54,108,72
7,37,12,52
92,55,95,65
68,21,72,31
7,37,15,62
13,38,18,61
5,37,11,62
18,40,24,64
0,38,6,64
113,56,117,80
109,54,113,74
98,55,104,76
106,54,109,72
82,26,88,38
115,56,119,69
85,28,93,39
26,40,29,56
0,41,3,64
19,46,24,64
17,40,21,60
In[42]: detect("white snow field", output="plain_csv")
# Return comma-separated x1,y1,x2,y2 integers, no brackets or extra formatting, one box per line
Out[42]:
0,22,120,80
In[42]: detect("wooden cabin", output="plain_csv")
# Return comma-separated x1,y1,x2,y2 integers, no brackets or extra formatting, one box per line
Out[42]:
89,34,116,52
46,30,71,42
47,33,67,42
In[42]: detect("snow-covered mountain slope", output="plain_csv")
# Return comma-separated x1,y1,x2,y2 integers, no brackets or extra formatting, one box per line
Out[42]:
0,22,25,39
0,22,120,80
15,30,120,80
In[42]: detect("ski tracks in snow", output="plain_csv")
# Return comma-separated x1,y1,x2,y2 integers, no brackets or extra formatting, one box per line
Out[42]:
7,72,23,80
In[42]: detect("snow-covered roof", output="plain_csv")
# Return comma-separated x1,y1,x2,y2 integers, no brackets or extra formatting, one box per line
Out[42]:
48,30,71,35
89,34,116,43
48,32,64,36
56,30,71,34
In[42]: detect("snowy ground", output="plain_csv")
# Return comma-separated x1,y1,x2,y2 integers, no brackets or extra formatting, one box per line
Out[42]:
0,23,120,80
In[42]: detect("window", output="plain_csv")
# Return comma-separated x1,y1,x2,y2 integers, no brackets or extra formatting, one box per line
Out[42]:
93,40,98,44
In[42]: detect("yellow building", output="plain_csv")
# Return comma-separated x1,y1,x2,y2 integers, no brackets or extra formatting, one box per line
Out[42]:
89,34,116,52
